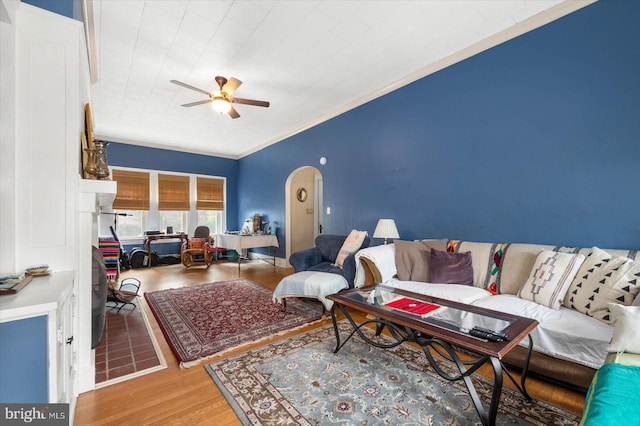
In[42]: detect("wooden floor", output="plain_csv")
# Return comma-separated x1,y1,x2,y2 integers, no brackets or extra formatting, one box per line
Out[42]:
74,260,586,425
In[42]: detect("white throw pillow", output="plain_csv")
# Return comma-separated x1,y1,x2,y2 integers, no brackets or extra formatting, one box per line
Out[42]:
334,229,367,268
518,250,585,309
607,303,640,354
564,247,640,324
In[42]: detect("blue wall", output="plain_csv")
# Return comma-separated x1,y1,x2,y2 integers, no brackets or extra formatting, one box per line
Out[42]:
22,0,81,21
239,0,640,251
106,143,240,232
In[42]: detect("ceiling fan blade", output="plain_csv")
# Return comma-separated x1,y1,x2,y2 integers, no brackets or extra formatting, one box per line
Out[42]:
231,97,270,108
181,99,211,107
170,80,211,96
228,105,240,119
222,77,242,95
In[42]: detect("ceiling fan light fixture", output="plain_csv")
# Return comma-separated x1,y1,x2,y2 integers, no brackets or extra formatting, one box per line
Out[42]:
211,97,231,113
171,77,268,118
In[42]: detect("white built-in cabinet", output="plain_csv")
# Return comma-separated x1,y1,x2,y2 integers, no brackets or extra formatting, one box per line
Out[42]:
0,2,114,418
0,272,75,403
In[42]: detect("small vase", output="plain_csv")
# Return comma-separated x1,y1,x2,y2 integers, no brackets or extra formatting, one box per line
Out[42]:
84,148,97,179
94,141,110,180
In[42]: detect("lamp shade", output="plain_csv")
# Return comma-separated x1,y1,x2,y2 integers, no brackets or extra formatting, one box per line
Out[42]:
373,219,399,243
211,97,231,113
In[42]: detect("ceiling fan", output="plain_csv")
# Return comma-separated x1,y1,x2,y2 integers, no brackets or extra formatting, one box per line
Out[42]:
170,76,270,119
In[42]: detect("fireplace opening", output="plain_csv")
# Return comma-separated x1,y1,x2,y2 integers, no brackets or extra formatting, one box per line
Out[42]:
91,246,108,348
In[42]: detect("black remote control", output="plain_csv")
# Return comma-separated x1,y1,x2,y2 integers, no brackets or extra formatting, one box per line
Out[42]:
469,329,503,341
473,326,509,340
469,327,509,342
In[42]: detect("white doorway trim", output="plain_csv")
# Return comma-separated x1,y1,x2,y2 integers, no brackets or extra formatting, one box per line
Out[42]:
314,174,323,239
285,166,323,265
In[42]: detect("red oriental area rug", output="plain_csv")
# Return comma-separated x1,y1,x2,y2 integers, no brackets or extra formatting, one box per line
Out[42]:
144,278,323,367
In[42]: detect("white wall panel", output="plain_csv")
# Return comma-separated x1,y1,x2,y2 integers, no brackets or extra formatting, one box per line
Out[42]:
29,39,67,248
0,0,18,274
14,6,81,272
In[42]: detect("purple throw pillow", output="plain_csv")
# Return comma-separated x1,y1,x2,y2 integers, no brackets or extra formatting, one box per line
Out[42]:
429,248,473,285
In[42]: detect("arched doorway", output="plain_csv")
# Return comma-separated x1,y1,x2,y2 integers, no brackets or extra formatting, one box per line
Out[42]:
285,166,323,264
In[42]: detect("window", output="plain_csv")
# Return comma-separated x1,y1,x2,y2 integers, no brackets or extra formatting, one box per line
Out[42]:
157,173,189,233
196,177,224,210
159,211,186,233
197,210,222,235
111,170,150,210
106,168,226,240
196,176,225,235
111,170,151,238
115,210,146,238
158,174,190,211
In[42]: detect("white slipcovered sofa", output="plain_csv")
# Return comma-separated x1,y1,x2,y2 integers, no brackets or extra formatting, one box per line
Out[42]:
354,239,640,390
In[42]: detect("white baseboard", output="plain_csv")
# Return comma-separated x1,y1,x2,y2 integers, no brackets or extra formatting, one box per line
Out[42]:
247,252,288,268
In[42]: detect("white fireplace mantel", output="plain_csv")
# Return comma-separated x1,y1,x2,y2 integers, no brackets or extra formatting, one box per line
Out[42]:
79,179,117,211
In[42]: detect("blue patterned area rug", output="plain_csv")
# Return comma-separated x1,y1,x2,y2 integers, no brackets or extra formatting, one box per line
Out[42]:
205,321,580,425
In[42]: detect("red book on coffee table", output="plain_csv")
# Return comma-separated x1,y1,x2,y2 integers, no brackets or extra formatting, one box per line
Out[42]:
384,297,441,317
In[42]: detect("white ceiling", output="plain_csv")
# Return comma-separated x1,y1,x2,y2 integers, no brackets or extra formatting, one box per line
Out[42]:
91,0,593,159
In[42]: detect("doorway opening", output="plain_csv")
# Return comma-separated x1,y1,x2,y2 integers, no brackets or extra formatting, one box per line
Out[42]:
285,166,323,264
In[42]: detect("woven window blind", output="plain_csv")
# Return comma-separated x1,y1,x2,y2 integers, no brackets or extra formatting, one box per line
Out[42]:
112,169,150,210
158,174,190,211
196,177,224,210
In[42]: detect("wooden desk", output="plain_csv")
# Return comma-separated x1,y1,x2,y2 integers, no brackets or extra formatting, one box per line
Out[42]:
144,233,188,267
215,234,278,270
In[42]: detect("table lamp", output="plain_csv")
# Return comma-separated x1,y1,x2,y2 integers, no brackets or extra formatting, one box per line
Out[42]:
373,219,399,245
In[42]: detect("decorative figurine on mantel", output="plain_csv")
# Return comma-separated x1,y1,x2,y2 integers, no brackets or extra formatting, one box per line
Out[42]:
81,131,97,179
83,148,98,179
94,140,110,180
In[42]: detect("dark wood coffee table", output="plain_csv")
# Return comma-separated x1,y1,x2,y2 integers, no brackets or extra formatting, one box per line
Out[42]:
327,285,539,426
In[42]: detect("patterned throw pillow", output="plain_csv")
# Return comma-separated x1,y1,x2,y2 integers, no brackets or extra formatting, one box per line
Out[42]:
485,243,509,295
564,247,640,323
335,230,368,268
518,250,585,309
447,240,461,253
189,238,206,249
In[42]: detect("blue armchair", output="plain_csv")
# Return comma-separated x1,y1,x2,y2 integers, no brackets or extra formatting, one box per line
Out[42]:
289,234,370,288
